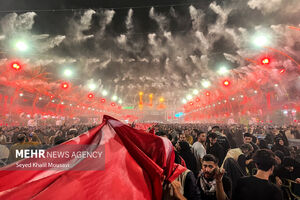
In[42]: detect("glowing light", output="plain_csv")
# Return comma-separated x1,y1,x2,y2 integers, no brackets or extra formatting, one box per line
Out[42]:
231,97,235,101
193,89,199,95
11,62,21,71
283,110,288,115
279,68,285,74
186,95,193,100
102,90,108,96
111,102,116,107
261,57,270,65
88,93,94,99
88,83,97,91
101,98,106,103
159,97,164,102
63,69,73,77
254,90,258,94
38,97,42,100
240,95,244,98
196,98,200,102
149,93,153,98
218,66,229,75
61,82,69,89
189,102,193,106
52,100,55,103
274,84,279,87
201,80,211,88
205,91,210,96
175,112,184,118
223,80,230,87
19,93,24,97
61,102,64,105
15,41,28,52
118,99,122,104
253,35,270,47
182,99,187,104
69,104,72,106
112,95,118,101
139,92,143,96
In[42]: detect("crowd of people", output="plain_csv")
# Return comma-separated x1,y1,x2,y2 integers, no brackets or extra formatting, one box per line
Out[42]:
153,124,300,200
0,124,96,165
0,122,300,199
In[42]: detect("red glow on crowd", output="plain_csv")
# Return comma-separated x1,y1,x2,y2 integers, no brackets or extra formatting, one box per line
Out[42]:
101,98,106,103
205,91,210,96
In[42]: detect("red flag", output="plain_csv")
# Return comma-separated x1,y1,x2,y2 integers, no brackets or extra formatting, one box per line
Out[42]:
0,115,185,200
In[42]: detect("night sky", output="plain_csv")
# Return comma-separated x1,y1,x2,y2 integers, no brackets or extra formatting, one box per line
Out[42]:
0,0,299,106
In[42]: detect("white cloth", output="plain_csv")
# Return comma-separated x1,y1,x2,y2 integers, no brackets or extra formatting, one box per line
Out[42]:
192,141,206,170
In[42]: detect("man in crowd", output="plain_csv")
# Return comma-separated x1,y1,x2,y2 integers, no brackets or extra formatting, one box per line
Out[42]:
211,126,230,154
207,132,225,166
197,154,231,200
192,130,206,171
243,132,259,152
8,133,31,163
233,149,283,200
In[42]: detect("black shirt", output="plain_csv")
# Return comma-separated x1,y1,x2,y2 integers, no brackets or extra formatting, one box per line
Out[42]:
233,176,283,200
197,175,232,200
184,171,201,200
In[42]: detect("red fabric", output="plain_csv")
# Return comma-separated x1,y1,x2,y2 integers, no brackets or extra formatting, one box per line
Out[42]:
0,115,186,200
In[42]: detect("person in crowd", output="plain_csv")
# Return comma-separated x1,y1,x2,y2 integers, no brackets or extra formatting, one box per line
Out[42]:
197,154,231,200
222,143,254,175
233,149,283,200
8,133,31,163
211,126,230,154
275,157,300,184
184,129,194,145
207,132,225,166
178,132,187,142
243,132,259,152
192,130,206,171
222,128,236,149
176,141,198,177
258,139,269,149
0,128,6,144
49,130,64,145
229,127,244,147
26,132,42,146
271,137,290,157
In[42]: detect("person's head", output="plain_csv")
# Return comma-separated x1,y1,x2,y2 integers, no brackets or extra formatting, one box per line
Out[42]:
275,137,284,146
283,157,295,172
211,126,220,133
202,154,218,179
178,133,186,142
240,143,254,156
208,132,218,145
17,133,26,143
243,133,253,144
253,149,276,173
197,131,206,143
